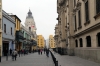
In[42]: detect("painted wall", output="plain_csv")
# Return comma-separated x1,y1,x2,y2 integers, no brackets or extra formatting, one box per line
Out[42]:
2,15,15,50
2,17,15,40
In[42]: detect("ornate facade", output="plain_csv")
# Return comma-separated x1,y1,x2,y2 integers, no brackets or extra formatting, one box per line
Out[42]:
55,0,100,63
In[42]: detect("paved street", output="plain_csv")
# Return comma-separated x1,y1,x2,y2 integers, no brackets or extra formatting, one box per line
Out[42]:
1,51,100,66
0,52,54,66
51,51,100,66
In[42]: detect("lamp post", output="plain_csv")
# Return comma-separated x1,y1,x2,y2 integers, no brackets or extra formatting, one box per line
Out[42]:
0,0,2,62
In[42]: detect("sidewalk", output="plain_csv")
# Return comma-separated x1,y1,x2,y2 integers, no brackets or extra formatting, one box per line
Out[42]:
0,52,54,66
51,50,100,66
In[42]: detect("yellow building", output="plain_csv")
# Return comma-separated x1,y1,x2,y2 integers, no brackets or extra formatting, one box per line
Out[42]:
37,35,45,48
49,35,55,48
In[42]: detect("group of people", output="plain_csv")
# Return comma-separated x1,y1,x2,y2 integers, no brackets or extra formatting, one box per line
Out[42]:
38,48,49,57
10,49,29,61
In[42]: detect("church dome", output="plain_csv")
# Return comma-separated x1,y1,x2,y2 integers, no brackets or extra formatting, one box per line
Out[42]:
26,9,33,19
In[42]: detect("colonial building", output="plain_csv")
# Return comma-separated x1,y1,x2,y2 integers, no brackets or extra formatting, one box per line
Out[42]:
49,35,55,49
2,10,15,56
20,24,31,50
56,0,100,63
37,35,45,48
56,0,68,55
24,9,37,50
54,24,59,52
73,0,100,63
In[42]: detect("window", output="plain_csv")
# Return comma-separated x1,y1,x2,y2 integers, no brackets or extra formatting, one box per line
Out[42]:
17,21,18,29
79,38,83,47
78,10,82,27
74,15,77,31
75,40,78,47
86,36,91,47
85,1,89,22
97,33,100,47
4,24,6,33
74,0,76,7
11,27,12,35
96,0,100,14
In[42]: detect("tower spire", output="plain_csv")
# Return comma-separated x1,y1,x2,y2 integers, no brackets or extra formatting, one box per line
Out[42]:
26,8,33,18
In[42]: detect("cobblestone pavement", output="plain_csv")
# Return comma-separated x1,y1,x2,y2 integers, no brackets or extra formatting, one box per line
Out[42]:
51,50,100,66
0,52,54,66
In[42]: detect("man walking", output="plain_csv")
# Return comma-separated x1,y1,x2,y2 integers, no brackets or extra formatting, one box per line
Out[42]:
12,49,18,61
46,49,49,57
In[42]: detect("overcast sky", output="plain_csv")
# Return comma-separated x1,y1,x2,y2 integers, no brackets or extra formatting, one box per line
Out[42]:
2,0,58,39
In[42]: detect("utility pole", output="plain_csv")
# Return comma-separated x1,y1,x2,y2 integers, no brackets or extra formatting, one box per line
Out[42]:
0,0,2,62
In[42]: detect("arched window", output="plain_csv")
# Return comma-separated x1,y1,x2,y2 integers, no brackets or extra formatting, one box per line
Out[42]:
97,32,100,47
75,40,78,47
86,36,91,47
79,38,83,47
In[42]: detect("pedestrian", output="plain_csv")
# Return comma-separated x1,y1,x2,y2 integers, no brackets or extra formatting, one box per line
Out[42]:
40,49,42,55
46,49,49,57
20,49,22,56
24,49,26,55
5,48,8,60
10,48,12,56
12,49,18,61
44,48,46,54
38,48,40,55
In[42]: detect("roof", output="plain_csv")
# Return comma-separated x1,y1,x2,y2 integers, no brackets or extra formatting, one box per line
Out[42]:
10,15,21,22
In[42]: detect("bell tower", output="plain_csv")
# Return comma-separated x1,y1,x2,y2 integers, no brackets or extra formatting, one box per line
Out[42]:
25,9,37,32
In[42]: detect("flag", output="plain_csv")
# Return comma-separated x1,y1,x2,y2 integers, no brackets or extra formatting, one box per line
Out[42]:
31,25,34,28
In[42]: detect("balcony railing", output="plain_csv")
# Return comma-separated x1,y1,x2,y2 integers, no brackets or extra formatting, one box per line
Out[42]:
16,31,24,41
31,40,37,46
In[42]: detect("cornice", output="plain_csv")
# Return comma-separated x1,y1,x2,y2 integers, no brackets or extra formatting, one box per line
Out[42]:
74,22,100,37
2,10,15,24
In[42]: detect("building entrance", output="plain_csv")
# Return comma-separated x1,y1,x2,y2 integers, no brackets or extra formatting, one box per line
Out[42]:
3,41,9,56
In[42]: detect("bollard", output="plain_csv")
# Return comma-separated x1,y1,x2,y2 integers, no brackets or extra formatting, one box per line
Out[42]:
56,61,58,66
54,57,56,64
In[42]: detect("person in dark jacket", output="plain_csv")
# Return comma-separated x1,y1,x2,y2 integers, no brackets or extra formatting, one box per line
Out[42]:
10,49,12,55
46,49,49,57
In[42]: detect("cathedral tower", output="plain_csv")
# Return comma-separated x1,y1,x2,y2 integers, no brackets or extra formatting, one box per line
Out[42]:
25,9,37,32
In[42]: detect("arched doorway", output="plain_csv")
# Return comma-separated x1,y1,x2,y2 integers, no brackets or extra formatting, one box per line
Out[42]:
79,38,83,47
86,36,91,47
75,40,78,47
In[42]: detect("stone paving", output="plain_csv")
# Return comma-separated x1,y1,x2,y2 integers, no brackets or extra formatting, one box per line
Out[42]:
51,50,100,66
0,52,54,66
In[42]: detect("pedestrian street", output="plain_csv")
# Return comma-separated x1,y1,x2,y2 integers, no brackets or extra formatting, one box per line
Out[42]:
0,52,54,66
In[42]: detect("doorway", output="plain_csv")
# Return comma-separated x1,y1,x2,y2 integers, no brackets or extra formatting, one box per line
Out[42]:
3,41,9,56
